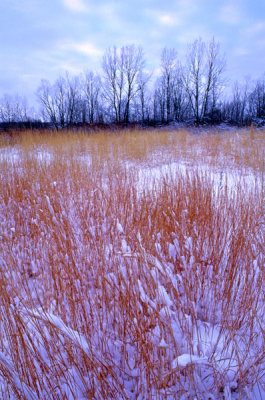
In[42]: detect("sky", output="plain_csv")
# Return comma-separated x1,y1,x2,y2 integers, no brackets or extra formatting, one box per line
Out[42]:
1,0,265,105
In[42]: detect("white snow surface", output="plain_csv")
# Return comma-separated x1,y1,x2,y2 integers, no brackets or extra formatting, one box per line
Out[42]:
0,142,264,399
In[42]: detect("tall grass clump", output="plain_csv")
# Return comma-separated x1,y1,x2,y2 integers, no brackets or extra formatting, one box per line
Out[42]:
0,127,264,399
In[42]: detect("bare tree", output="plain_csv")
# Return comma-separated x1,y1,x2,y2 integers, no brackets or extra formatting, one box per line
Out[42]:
122,45,144,124
0,95,13,123
137,70,152,124
37,73,81,128
160,48,179,123
172,74,187,122
227,81,249,125
182,37,225,124
37,79,60,128
102,45,144,124
0,94,34,124
203,38,226,119
248,78,265,121
7,39,262,128
54,76,67,127
81,71,102,124
153,83,166,123
102,46,122,123
158,48,188,123
64,73,80,126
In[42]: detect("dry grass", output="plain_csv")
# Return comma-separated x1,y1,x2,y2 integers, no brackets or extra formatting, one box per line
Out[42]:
0,127,264,399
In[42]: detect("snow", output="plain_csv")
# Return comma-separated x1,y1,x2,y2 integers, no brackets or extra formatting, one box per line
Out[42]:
136,160,263,198
116,219,124,234
0,350,39,400
0,134,264,399
172,354,208,369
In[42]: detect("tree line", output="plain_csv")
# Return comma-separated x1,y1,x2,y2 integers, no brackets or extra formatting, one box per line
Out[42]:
1,38,265,129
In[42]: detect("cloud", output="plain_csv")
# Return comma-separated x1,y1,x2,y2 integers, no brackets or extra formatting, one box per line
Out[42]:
95,3,124,30
61,40,103,57
177,25,213,45
234,47,249,56
245,21,265,36
177,0,198,13
55,63,84,75
62,0,88,12
158,14,180,27
219,1,244,25
236,21,265,55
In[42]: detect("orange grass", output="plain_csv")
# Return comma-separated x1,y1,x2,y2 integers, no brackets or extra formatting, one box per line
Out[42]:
0,128,264,399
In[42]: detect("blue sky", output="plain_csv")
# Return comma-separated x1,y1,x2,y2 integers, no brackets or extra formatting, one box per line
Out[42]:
1,0,265,103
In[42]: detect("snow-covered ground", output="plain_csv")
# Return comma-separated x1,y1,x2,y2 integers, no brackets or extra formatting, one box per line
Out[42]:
0,135,264,399
1,144,261,196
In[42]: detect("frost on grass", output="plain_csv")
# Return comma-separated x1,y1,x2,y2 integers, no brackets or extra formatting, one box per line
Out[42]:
0,129,265,399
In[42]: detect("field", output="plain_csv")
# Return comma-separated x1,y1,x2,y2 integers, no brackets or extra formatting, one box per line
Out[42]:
0,127,265,399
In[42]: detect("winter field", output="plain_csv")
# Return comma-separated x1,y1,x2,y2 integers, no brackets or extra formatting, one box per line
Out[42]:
0,127,265,399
